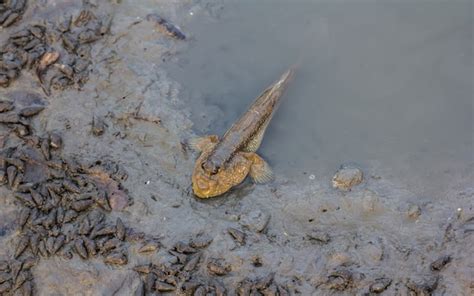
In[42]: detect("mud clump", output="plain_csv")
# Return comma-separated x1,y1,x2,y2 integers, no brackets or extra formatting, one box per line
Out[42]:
306,229,331,244
406,275,439,295
0,258,35,295
134,243,291,295
91,116,107,136
407,204,422,219
227,227,246,245
326,268,354,291
0,3,111,94
0,0,27,28
236,274,290,296
332,164,363,191
369,277,392,293
430,255,451,271
133,239,217,294
0,91,138,295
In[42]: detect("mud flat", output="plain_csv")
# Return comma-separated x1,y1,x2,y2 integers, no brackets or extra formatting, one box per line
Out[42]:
0,0,472,295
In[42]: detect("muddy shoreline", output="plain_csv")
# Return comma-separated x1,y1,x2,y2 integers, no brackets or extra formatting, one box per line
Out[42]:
0,1,472,295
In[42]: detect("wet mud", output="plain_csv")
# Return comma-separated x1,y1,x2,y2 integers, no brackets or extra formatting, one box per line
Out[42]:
0,0,472,295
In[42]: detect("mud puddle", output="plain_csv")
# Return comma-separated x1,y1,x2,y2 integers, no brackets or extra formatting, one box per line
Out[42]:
167,0,473,199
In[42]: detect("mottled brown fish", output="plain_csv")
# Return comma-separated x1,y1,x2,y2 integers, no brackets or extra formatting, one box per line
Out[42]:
191,67,294,198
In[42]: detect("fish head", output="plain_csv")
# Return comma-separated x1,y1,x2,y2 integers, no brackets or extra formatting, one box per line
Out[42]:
201,158,220,175
192,153,251,198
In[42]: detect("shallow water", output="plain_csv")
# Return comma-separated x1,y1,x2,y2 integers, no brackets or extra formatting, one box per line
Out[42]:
168,0,473,198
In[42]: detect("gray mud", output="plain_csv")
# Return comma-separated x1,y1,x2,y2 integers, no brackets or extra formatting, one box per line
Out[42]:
0,0,473,295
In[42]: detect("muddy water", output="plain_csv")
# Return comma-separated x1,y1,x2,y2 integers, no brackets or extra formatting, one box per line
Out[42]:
168,0,473,198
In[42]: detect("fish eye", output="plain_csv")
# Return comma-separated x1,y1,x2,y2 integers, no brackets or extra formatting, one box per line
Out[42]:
210,166,218,175
202,161,219,175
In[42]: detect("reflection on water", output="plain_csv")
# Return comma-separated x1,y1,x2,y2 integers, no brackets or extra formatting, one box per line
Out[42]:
168,0,473,198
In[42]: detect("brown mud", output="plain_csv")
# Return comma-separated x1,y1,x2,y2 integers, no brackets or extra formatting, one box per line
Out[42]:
0,0,472,295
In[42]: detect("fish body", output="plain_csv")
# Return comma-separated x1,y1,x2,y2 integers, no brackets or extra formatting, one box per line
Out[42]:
191,67,294,198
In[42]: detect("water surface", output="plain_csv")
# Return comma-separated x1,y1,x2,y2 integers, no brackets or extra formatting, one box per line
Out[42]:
168,0,473,198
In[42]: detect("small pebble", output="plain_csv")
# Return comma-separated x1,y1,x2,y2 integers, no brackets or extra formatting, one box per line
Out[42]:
49,132,62,149
369,278,392,293
207,259,230,276
306,229,330,244
92,116,107,136
332,164,363,191
138,241,159,253
227,227,246,245
430,255,451,271
407,204,421,219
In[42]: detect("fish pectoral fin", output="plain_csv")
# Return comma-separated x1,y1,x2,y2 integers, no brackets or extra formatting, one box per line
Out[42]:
188,135,219,152
245,152,274,184
242,117,271,153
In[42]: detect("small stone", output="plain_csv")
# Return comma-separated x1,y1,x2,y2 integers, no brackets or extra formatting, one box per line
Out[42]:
104,252,128,265
430,255,451,271
71,199,93,212
251,255,263,267
133,264,152,274
19,106,45,117
155,281,176,292
138,241,159,253
240,209,270,232
109,189,128,211
115,218,126,241
407,204,421,219
227,228,246,245
183,253,201,271
306,229,330,244
92,116,106,136
189,234,213,248
207,259,230,276
49,132,62,149
406,276,438,294
332,164,363,191
173,241,196,254
13,124,29,137
369,278,392,293
74,239,88,259
327,269,352,290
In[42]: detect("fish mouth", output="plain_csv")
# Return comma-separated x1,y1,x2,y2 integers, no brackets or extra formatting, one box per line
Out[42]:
192,173,221,198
